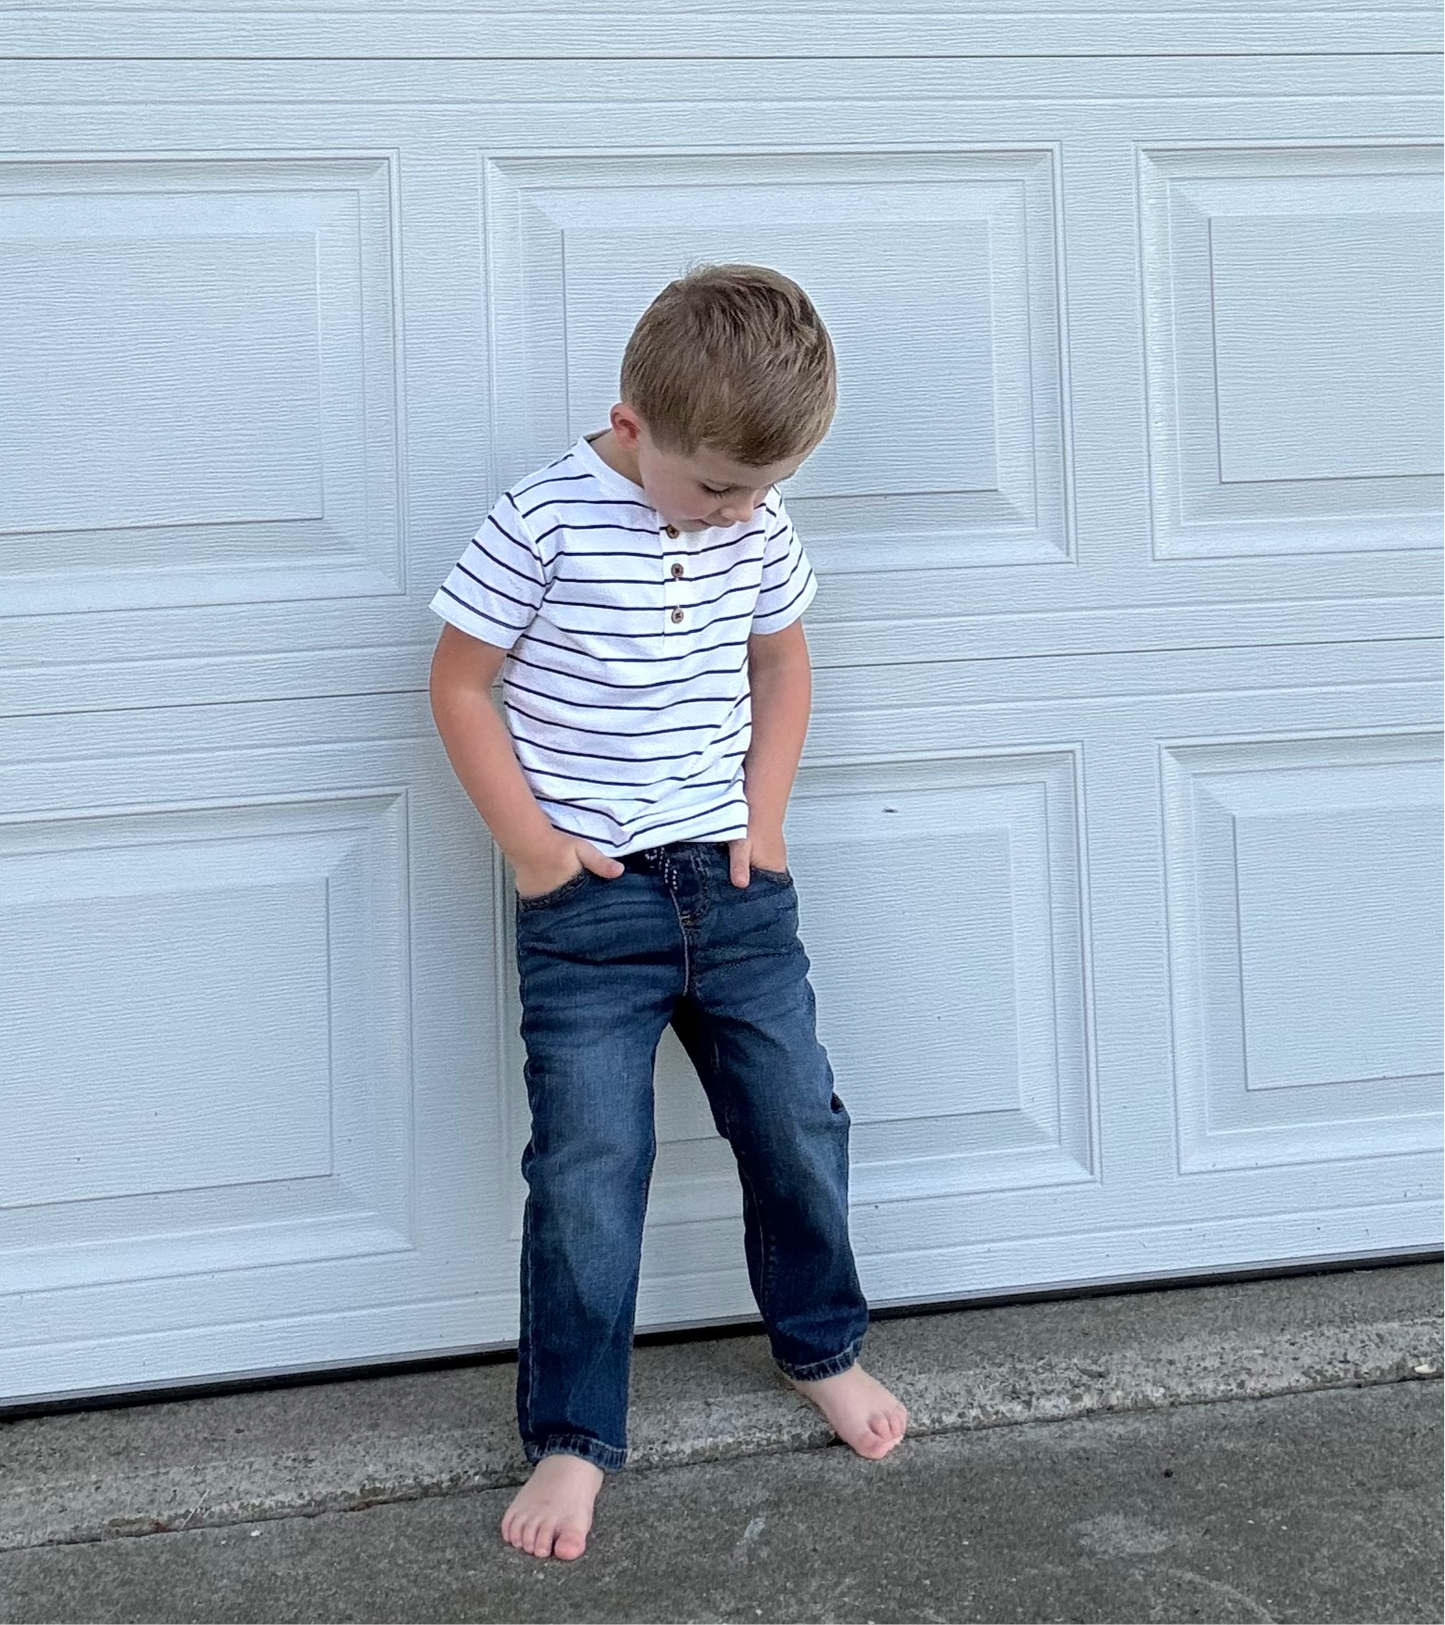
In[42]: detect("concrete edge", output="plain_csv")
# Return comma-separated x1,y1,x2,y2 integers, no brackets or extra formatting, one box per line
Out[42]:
4,1304,1440,1553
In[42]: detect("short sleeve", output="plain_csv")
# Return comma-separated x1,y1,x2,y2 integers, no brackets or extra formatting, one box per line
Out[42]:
751,493,817,636
429,493,546,650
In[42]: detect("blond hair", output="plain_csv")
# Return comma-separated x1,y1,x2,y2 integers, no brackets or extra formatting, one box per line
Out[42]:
619,263,837,466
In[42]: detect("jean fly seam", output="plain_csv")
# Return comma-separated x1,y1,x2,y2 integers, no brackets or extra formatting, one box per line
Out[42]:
670,885,693,998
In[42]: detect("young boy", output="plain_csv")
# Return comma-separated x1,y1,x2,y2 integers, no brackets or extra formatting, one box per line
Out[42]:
428,264,907,1562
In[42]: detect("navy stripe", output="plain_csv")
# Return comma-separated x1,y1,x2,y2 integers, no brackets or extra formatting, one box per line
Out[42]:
634,820,746,849
525,761,741,806
503,651,747,695
512,465,585,499
755,568,814,626
519,526,763,565
542,588,754,617
519,495,654,520
553,557,759,588
537,795,746,848
756,553,808,604
531,519,660,545
518,630,750,665
628,794,749,843
690,525,765,555
437,585,527,638
465,535,540,589
502,692,744,740
480,514,533,555
504,678,744,715
543,606,756,638
453,559,535,613
513,718,749,771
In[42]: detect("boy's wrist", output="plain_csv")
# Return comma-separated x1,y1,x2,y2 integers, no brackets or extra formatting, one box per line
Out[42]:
506,827,572,871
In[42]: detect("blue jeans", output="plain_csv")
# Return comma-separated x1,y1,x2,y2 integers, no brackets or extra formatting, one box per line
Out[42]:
513,839,869,1473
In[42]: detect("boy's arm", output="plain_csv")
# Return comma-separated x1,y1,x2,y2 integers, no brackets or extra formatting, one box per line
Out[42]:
428,623,623,894
731,618,812,888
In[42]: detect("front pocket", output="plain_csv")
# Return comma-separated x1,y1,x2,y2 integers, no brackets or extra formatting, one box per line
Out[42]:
749,863,794,887
515,868,589,913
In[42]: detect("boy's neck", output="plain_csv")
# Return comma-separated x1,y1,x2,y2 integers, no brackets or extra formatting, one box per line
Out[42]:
588,428,643,489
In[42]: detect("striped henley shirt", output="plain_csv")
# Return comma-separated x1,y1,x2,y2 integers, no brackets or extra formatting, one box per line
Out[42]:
429,432,817,858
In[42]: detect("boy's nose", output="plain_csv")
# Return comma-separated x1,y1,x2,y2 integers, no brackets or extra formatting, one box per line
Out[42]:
720,494,758,523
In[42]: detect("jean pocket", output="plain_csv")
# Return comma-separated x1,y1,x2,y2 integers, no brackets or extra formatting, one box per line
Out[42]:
748,863,794,887
515,869,590,914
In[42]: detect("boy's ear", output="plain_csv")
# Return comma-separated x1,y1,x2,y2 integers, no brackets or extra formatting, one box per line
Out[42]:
609,402,644,449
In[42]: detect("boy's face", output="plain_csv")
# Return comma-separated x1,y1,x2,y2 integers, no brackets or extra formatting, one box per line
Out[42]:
613,406,809,533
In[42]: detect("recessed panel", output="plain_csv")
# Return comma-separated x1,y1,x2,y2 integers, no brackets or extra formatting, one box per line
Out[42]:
487,152,1069,572
0,157,402,614
1211,211,1442,485
4,874,333,1206
1162,732,1444,1172
1140,144,1443,557
794,758,1093,1207
0,791,414,1291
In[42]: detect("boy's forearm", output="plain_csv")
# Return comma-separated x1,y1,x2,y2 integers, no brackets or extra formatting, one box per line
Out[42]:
743,645,812,833
429,683,561,867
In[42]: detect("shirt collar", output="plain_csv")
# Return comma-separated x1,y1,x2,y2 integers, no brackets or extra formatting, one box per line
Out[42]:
574,431,652,507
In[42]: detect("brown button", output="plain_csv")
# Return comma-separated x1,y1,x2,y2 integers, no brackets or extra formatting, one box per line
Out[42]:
664,524,679,539
670,561,685,579
670,608,685,625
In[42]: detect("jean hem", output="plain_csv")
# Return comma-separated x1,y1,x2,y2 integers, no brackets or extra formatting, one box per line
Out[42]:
774,1337,864,1382
523,1434,627,1473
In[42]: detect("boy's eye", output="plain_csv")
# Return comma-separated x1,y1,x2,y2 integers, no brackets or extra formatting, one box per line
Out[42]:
702,484,733,498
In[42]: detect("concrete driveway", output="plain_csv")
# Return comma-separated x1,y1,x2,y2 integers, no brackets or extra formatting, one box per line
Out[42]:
2,1263,1440,1623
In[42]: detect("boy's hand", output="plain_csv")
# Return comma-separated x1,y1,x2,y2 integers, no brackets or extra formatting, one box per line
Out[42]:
728,828,789,889
513,834,624,899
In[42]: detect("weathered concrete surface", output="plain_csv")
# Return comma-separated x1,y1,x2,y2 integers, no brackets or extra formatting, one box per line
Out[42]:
1,1263,1439,1555
1,1379,1440,1623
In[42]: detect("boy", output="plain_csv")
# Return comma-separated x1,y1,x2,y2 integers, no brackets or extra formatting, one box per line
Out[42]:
428,264,907,1562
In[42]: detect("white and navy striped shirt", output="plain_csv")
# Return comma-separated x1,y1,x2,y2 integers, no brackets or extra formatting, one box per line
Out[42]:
430,433,817,857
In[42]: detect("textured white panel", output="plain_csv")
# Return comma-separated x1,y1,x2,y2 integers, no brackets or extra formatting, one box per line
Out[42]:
0,156,402,614
0,793,414,1292
1162,731,1444,1172
486,152,1069,571
1140,144,1444,557
794,754,1094,1195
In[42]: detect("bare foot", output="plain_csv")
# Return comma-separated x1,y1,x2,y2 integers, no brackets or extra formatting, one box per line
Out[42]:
500,1454,605,1560
788,1363,908,1460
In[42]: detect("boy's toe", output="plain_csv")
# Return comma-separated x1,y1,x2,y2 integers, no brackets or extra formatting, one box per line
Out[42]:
554,1523,588,1560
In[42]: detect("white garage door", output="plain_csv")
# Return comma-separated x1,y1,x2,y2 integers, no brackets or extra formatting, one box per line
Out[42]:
2,3,1441,1404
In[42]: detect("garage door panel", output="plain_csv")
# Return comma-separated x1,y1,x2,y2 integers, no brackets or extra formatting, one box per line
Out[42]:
1140,142,1443,558
0,142,485,719
1163,732,1444,1173
0,155,403,618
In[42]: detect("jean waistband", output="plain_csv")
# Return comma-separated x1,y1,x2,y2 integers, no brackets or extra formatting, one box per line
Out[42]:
619,841,730,875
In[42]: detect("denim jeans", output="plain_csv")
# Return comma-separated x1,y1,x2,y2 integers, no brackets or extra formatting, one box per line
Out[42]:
512,839,869,1473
